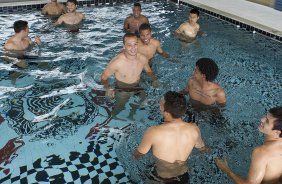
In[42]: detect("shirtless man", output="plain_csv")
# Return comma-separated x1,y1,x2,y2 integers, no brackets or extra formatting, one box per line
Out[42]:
101,33,158,118
124,3,149,34
4,20,41,68
138,23,169,64
4,20,41,51
182,58,226,106
42,0,66,17
175,8,201,42
54,0,84,29
216,106,282,184
133,91,209,183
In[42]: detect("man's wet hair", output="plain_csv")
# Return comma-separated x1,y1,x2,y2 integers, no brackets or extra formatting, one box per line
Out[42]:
67,0,78,5
13,20,28,33
139,23,151,33
163,91,187,119
123,32,137,44
196,58,219,82
190,8,199,16
269,106,282,138
134,2,141,9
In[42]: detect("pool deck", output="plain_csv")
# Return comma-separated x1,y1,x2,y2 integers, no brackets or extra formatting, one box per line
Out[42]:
181,0,282,37
0,0,282,38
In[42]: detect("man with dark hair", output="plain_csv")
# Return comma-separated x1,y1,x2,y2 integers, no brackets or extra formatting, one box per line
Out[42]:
182,58,226,105
124,3,149,34
133,91,208,183
101,33,158,119
54,0,84,28
4,20,41,51
138,23,169,64
42,0,66,17
175,8,202,42
216,106,282,184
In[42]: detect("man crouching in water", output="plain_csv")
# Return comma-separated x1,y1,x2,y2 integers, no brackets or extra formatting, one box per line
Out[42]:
54,0,84,31
133,91,209,183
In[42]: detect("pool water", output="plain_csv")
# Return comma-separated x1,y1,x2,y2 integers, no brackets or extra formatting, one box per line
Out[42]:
0,1,281,183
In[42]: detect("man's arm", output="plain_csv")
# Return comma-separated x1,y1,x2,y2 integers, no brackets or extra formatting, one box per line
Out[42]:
216,88,226,105
101,61,117,97
215,147,266,184
143,62,158,88
123,17,130,32
194,125,209,152
133,127,154,160
54,15,64,26
156,40,169,58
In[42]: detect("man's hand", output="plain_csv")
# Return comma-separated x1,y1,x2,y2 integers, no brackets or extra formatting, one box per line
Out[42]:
105,88,115,98
152,80,159,88
34,36,41,45
215,158,230,172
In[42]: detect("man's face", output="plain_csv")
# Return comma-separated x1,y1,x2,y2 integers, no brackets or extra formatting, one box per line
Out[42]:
22,26,29,37
67,2,77,13
132,6,141,18
139,29,152,44
189,13,199,24
123,36,138,56
259,113,276,135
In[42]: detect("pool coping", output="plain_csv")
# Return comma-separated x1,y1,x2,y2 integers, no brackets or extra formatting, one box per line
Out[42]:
175,0,282,42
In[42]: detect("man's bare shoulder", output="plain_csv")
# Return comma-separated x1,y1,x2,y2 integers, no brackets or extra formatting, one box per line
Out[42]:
4,37,17,50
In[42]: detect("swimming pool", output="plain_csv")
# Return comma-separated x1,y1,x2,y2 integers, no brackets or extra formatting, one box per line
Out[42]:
0,1,281,183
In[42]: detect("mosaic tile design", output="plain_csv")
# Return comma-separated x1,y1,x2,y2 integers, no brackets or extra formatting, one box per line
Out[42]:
0,89,132,183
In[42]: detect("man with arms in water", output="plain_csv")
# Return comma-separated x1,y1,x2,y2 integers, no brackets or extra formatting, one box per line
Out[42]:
4,20,41,51
182,58,226,106
138,23,169,65
216,106,282,184
124,3,149,34
42,0,66,17
54,0,84,28
133,91,209,183
175,8,201,42
101,33,158,118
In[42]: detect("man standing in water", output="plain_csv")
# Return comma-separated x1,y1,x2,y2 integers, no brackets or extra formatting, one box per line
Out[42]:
124,3,149,34
182,58,226,106
101,33,158,119
54,0,84,30
133,91,209,183
216,106,282,184
42,0,66,17
175,8,202,42
4,20,41,51
138,23,169,65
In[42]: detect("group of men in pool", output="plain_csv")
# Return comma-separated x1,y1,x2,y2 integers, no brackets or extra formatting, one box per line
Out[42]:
3,0,282,183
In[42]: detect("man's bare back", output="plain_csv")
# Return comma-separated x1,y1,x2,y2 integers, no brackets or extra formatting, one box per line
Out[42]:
187,78,225,105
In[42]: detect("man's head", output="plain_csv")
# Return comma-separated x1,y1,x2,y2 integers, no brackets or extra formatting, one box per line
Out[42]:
160,91,187,119
123,33,138,56
132,3,142,18
13,20,28,34
260,107,282,138
139,23,152,44
194,58,219,82
67,0,77,12
189,8,199,24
